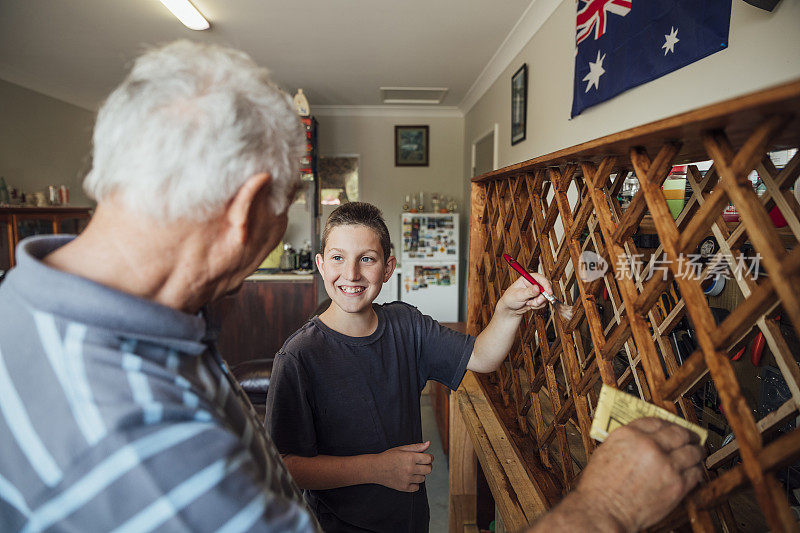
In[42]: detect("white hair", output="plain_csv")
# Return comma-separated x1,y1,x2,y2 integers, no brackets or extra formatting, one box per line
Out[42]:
84,40,304,220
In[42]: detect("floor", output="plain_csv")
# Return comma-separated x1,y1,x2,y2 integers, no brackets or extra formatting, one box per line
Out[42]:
421,393,449,532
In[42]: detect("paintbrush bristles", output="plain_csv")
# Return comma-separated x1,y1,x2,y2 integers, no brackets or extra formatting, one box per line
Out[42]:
553,301,575,321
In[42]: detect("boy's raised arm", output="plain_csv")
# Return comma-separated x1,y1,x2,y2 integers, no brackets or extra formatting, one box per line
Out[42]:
467,272,552,373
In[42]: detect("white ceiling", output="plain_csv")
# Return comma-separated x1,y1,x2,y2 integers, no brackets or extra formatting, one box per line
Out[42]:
0,0,536,111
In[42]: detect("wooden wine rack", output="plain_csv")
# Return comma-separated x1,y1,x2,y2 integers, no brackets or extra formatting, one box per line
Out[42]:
457,79,800,532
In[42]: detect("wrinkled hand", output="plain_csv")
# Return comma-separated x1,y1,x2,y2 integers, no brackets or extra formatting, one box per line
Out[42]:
373,441,434,492
575,418,705,532
499,272,552,314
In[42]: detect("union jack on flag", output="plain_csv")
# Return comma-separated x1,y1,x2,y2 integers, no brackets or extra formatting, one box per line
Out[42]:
576,0,632,45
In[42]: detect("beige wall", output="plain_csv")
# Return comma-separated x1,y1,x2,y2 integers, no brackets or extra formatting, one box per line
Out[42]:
316,113,466,306
0,79,94,206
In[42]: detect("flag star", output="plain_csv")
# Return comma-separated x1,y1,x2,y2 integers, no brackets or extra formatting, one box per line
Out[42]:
662,26,679,55
583,50,606,93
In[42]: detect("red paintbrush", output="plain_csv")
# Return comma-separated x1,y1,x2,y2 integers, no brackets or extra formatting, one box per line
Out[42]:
502,253,574,320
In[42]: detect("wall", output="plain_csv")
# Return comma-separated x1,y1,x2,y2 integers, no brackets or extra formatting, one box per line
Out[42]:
316,112,466,309
0,79,94,206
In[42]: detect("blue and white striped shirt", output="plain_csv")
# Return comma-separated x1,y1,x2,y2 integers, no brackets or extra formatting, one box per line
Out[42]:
0,235,318,532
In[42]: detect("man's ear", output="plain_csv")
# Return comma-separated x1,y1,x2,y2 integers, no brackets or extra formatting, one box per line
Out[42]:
226,173,272,244
383,256,397,282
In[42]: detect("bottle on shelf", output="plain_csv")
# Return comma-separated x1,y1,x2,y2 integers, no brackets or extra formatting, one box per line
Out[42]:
618,173,639,210
431,193,440,213
402,195,411,212
299,241,312,270
293,89,310,117
59,185,69,205
280,243,297,271
48,185,59,205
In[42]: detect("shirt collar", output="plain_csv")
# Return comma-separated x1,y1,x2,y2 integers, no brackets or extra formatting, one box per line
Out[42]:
6,235,207,354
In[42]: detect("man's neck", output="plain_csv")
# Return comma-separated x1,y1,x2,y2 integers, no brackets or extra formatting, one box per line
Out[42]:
43,201,225,314
318,304,379,338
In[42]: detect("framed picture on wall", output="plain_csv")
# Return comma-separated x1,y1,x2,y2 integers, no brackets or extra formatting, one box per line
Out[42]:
395,125,429,166
511,64,528,145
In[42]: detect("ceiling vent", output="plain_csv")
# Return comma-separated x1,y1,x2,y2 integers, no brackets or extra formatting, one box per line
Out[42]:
379,87,448,105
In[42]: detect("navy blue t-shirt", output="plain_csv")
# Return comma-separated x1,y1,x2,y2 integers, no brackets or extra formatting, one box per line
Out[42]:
266,302,474,532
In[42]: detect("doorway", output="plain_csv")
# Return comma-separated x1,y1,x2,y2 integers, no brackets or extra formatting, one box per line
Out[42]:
471,124,498,178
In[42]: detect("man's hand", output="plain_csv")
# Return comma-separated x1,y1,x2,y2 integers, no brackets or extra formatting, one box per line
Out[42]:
498,272,552,315
529,418,704,532
372,441,434,492
577,418,704,531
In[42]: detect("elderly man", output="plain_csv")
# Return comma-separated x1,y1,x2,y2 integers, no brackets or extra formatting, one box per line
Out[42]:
0,41,314,532
0,41,702,532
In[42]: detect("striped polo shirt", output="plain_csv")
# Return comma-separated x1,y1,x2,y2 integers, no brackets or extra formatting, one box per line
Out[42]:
0,235,318,532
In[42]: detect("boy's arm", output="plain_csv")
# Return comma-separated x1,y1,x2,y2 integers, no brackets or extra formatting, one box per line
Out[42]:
467,272,552,373
282,441,434,492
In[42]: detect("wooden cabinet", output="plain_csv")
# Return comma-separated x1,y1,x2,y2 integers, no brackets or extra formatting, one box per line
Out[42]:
206,276,318,369
0,206,92,271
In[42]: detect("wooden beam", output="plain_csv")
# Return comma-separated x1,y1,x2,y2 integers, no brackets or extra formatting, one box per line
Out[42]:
457,372,549,531
449,380,477,533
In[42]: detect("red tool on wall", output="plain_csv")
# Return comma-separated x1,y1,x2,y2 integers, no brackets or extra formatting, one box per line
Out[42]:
729,314,777,365
752,330,767,366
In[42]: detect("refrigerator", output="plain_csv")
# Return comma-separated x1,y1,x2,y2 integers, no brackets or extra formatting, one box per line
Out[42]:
400,213,459,322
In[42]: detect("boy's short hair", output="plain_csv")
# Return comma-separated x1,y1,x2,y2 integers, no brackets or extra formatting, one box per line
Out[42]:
321,202,392,261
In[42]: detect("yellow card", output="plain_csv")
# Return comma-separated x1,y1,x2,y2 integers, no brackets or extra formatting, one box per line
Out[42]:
590,384,708,446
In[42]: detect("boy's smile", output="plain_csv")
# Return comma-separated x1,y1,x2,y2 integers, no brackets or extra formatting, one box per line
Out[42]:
340,286,366,294
315,224,396,325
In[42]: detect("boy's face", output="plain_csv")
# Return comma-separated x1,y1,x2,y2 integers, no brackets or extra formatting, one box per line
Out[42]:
315,224,396,316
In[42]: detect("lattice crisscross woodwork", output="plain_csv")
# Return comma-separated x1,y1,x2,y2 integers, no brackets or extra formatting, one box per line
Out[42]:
465,80,800,532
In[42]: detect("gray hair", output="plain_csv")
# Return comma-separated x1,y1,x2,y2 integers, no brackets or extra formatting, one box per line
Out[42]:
84,40,304,220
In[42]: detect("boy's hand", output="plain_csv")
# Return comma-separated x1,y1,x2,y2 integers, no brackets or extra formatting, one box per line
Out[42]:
499,272,552,315
373,441,434,492
468,272,553,373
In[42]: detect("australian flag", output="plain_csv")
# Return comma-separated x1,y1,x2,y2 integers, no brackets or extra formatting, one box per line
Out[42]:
572,0,731,117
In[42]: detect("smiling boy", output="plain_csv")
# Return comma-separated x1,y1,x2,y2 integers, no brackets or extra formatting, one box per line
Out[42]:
265,202,552,532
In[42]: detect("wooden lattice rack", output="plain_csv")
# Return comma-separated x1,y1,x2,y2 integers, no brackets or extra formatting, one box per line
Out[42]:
458,80,800,532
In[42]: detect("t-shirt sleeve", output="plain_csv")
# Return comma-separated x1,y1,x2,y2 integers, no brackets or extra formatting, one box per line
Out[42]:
413,308,475,391
265,351,318,457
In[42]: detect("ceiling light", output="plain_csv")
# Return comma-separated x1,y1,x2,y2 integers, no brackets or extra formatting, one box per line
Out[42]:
158,0,210,31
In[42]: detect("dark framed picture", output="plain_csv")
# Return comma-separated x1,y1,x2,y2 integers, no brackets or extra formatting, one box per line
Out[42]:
511,64,528,145
395,125,429,166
